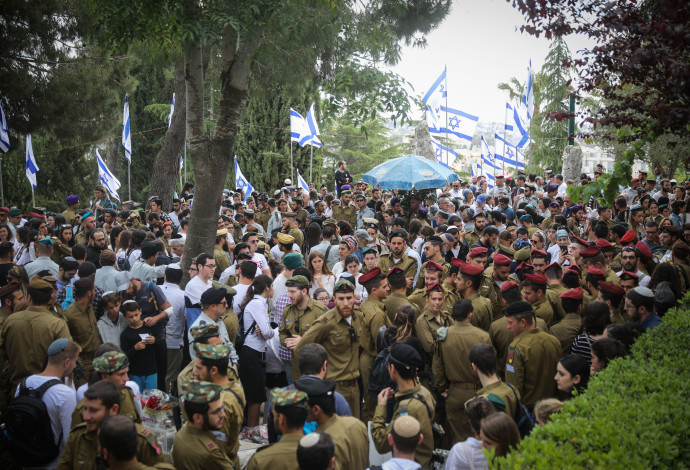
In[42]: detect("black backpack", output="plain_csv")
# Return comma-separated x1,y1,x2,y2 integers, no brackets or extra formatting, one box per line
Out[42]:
368,347,394,394
117,256,131,272
4,378,63,466
235,306,256,350
506,382,536,437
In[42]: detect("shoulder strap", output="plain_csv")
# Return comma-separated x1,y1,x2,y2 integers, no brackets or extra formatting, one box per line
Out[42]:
223,386,245,410
461,441,477,470
35,379,63,397
397,392,433,419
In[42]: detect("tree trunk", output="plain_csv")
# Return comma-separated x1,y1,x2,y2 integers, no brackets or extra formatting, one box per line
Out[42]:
149,61,187,211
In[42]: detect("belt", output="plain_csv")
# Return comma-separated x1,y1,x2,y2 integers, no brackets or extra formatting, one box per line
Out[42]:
450,382,479,390
335,379,357,387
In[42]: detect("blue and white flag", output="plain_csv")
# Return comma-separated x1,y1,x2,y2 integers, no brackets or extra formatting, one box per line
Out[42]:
25,134,39,189
480,136,496,188
494,133,526,171
522,59,534,119
430,137,459,168
290,108,305,143
296,169,309,193
0,100,9,153
234,157,254,203
96,149,121,200
422,67,447,109
122,94,132,161
299,103,322,148
428,105,479,143
167,93,175,127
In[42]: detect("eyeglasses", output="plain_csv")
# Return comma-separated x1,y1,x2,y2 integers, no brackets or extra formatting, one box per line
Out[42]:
210,406,225,417
317,296,330,302
189,267,198,272
204,264,216,269
348,325,358,344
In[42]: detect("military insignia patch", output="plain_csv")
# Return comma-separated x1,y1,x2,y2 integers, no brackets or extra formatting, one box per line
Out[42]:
207,441,217,450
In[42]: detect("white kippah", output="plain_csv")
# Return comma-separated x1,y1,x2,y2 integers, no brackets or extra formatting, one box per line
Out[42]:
299,432,321,448
633,286,654,298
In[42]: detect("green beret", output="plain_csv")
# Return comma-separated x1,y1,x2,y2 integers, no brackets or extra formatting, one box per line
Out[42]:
513,246,532,262
194,343,230,361
286,275,309,288
282,252,303,270
8,208,22,217
340,190,351,195
190,323,220,342
211,281,237,296
498,245,516,257
28,277,54,291
333,279,355,294
93,351,129,373
183,380,222,404
271,387,308,408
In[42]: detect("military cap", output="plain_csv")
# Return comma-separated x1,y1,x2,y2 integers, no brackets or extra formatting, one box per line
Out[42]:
216,228,228,237
387,266,405,278
498,244,516,257
598,282,625,297
524,183,536,190
0,281,21,299
65,194,79,205
569,204,584,212
354,229,373,241
632,286,654,298
556,229,569,239
28,277,54,291
37,237,53,246
477,194,488,204
271,388,308,408
389,343,422,371
74,273,95,289
282,252,303,270
586,265,605,277
560,287,583,300
361,246,376,256
595,238,613,250
183,380,222,404
549,201,561,208
425,260,443,272
286,275,310,288
505,301,534,317
363,217,378,226
515,261,533,272
459,262,484,277
190,323,220,342
390,197,400,204
93,351,129,373
245,225,259,233
194,342,231,360
493,253,512,266
47,338,70,356
81,210,94,219
211,281,237,296
450,258,462,268
388,230,406,241
276,232,295,244
646,178,656,184
531,249,548,258
519,214,533,222
468,247,488,259
8,208,23,217
200,287,227,305
635,241,653,261
580,246,602,258
0,207,7,213
392,415,421,438
619,271,639,281
333,279,355,294
294,377,336,398
495,175,504,180
565,264,582,274
544,262,562,272
500,281,520,293
546,184,559,193
571,236,590,248
323,218,337,228
425,282,444,294
358,267,382,285
524,204,534,211
523,273,547,285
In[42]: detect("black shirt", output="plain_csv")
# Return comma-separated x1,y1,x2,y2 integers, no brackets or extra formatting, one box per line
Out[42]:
120,325,157,376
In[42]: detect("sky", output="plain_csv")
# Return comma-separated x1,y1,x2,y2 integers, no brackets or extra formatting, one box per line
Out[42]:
391,0,592,124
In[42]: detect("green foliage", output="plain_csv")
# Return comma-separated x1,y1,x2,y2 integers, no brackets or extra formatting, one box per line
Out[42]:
495,306,690,469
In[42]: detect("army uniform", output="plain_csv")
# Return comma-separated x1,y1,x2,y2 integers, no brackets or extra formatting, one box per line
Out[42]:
567,218,583,237
331,204,356,227
289,227,304,250
415,308,455,355
383,292,417,323
296,207,309,228
279,295,326,379
57,423,162,470
478,274,505,321
75,230,88,246
545,284,567,323
295,305,365,418
466,292,493,331
548,315,582,354
433,322,490,443
254,209,269,231
214,247,231,281
464,229,481,247
604,267,621,285
415,260,450,290
376,253,418,288
71,386,141,427
488,316,547,379
62,208,80,227
477,380,518,419
317,414,369,470
64,302,100,376
359,295,390,421
408,286,456,320
531,297,555,325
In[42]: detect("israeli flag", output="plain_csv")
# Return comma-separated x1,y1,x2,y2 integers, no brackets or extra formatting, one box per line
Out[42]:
0,100,9,153
428,105,479,143
299,103,322,148
509,101,530,149
234,156,254,203
168,93,175,127
290,108,305,143
494,133,526,170
296,169,309,193
25,134,39,189
430,137,459,168
96,149,121,200
522,60,534,119
481,136,496,188
122,94,132,161
504,103,514,133
422,67,447,109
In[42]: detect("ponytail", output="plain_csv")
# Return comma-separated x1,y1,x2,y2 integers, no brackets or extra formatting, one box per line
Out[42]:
240,274,273,312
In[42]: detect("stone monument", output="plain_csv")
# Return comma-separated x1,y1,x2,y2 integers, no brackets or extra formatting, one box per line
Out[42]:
415,122,436,161
562,145,583,182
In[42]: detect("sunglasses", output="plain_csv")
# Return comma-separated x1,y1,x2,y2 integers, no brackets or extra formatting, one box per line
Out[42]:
348,325,358,344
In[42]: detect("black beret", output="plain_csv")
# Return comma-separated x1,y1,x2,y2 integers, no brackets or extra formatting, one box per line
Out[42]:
505,301,534,317
389,343,422,371
200,287,227,305
294,377,336,398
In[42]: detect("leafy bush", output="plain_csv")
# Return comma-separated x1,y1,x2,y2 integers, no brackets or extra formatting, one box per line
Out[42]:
495,305,690,469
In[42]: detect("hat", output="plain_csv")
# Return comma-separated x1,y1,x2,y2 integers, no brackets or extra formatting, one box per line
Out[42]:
183,380,222,404
282,252,303,270
294,377,336,398
0,207,7,213
286,275,310,288
441,233,454,243
515,261,533,272
387,266,405,278
477,195,488,203
459,262,484,277
100,249,116,264
631,178,640,183
0,281,21,299
354,229,373,242
546,184,559,192
468,247,488,259
580,246,601,258
65,194,79,205
425,260,444,272
47,338,70,356
8,208,22,217
571,236,590,248
570,204,584,212
619,271,639,281
632,286,654,298
635,241,653,261
141,240,162,259
531,249,548,258
523,273,547,285
28,277,53,292
544,262,561,272
549,201,561,208
333,279,355,294
74,273,95,289
276,232,295,245
565,264,582,274
493,254,512,266
598,282,625,296
389,343,422,371
194,343,231,360
341,235,358,252
200,287,227,305
216,228,228,237
114,271,133,292
425,282,444,294
514,238,531,251
392,415,421,439
505,301,534,317
81,210,93,220
282,211,297,219
586,265,605,277
323,218,337,229
363,217,378,226
190,323,220,342
556,229,569,239
560,287,584,300
93,351,129,373
358,267,382,285
271,387,309,408
595,238,613,250
500,281,520,293
620,230,636,243
495,175,504,179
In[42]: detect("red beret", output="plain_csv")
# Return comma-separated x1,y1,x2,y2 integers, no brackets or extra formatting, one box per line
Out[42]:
29,212,44,219
450,258,463,268
580,246,602,258
586,265,605,277
425,282,444,294
571,236,590,248
620,230,636,243
358,267,382,285
496,175,505,179
598,281,625,296
595,238,613,249
544,262,561,272
523,273,547,285
426,260,444,272
500,281,520,293
631,178,639,183
635,241,653,262
386,266,404,277
619,271,639,280
468,247,489,259
560,287,583,300
566,264,582,274
515,261,533,272
459,262,484,277
0,207,8,213
531,249,548,258
493,253,512,266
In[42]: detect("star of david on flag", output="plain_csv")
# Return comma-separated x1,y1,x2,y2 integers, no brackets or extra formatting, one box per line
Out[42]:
234,156,254,203
96,149,121,200
430,137,459,168
494,133,526,170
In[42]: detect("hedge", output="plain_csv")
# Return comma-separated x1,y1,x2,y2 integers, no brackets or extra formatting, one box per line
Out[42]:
495,300,690,469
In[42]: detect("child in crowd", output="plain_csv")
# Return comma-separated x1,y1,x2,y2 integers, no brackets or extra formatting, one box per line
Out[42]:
119,299,157,391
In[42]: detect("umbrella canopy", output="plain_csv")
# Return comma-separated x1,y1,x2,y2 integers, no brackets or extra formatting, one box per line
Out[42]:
363,155,459,190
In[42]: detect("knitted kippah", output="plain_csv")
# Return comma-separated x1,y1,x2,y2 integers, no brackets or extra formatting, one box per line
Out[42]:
392,415,421,438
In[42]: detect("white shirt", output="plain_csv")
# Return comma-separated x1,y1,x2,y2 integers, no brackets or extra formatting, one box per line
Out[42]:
233,283,251,313
271,273,288,311
160,282,186,349
16,375,77,470
449,188,464,200
242,295,275,352
127,249,141,269
310,274,336,298
252,253,270,273
445,437,489,470
130,258,167,283
557,182,568,198
218,264,238,285
405,246,423,286
271,243,301,262
184,275,212,305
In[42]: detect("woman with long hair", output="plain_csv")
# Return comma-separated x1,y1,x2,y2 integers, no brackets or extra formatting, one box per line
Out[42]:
308,251,335,298
648,262,682,302
109,226,125,252
590,337,628,376
305,221,323,254
408,219,422,247
445,397,496,470
479,412,521,459
382,305,426,363
127,229,146,267
57,224,75,249
554,354,590,398
0,224,13,244
337,254,365,301
115,230,132,268
570,301,610,367
238,275,275,442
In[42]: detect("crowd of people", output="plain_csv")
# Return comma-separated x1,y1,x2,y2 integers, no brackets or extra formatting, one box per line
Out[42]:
0,159,688,470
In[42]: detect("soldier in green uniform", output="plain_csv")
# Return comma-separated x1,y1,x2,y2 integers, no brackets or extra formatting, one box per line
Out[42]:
580,245,621,286
470,343,518,420
478,253,511,321
295,279,365,418
58,380,163,470
72,351,141,427
544,262,567,323
247,388,310,470
464,212,487,247
598,281,627,324
540,201,562,230
522,273,555,325
63,274,99,379
433,299,491,443
254,193,270,231
415,283,455,356
296,378,369,470
371,344,435,468
376,231,417,293
74,211,96,245
62,194,81,227
172,380,234,469
454,261,493,331
291,196,310,228
408,261,445,315
96,415,175,470
281,212,304,249
280,275,327,381
415,237,449,290
504,301,562,409
383,267,417,322
549,288,584,354
276,232,302,262
331,188,356,227
214,229,231,281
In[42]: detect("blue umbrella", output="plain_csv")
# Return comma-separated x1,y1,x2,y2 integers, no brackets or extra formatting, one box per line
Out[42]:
363,155,459,190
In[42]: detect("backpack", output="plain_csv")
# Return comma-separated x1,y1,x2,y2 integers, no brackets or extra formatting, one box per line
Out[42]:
4,378,63,466
235,306,256,350
61,285,74,310
506,382,536,438
117,256,131,272
367,347,394,395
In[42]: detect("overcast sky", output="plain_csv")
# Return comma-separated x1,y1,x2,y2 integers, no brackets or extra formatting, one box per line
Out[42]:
391,0,592,124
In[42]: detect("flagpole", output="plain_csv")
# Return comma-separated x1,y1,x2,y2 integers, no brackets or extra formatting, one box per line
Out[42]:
31,186,35,209
184,141,187,183
128,160,131,201
309,145,313,182
529,118,533,174
0,156,4,207
444,65,449,165
501,106,508,177
290,141,294,184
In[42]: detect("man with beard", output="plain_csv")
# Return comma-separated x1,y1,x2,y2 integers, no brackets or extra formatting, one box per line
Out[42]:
624,287,661,331
567,204,585,237
377,231,417,292
617,246,651,287
214,229,231,280
478,253,511,321
464,212,486,246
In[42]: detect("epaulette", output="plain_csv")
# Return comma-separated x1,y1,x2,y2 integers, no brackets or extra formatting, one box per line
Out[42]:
71,422,88,432
138,424,161,455
321,311,335,323
253,444,271,454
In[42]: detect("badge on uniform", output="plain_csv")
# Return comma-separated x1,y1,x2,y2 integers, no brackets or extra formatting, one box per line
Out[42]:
507,353,514,365
207,441,218,450
212,431,227,442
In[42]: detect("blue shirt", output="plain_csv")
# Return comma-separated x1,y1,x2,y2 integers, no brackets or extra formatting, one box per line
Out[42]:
640,313,662,330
